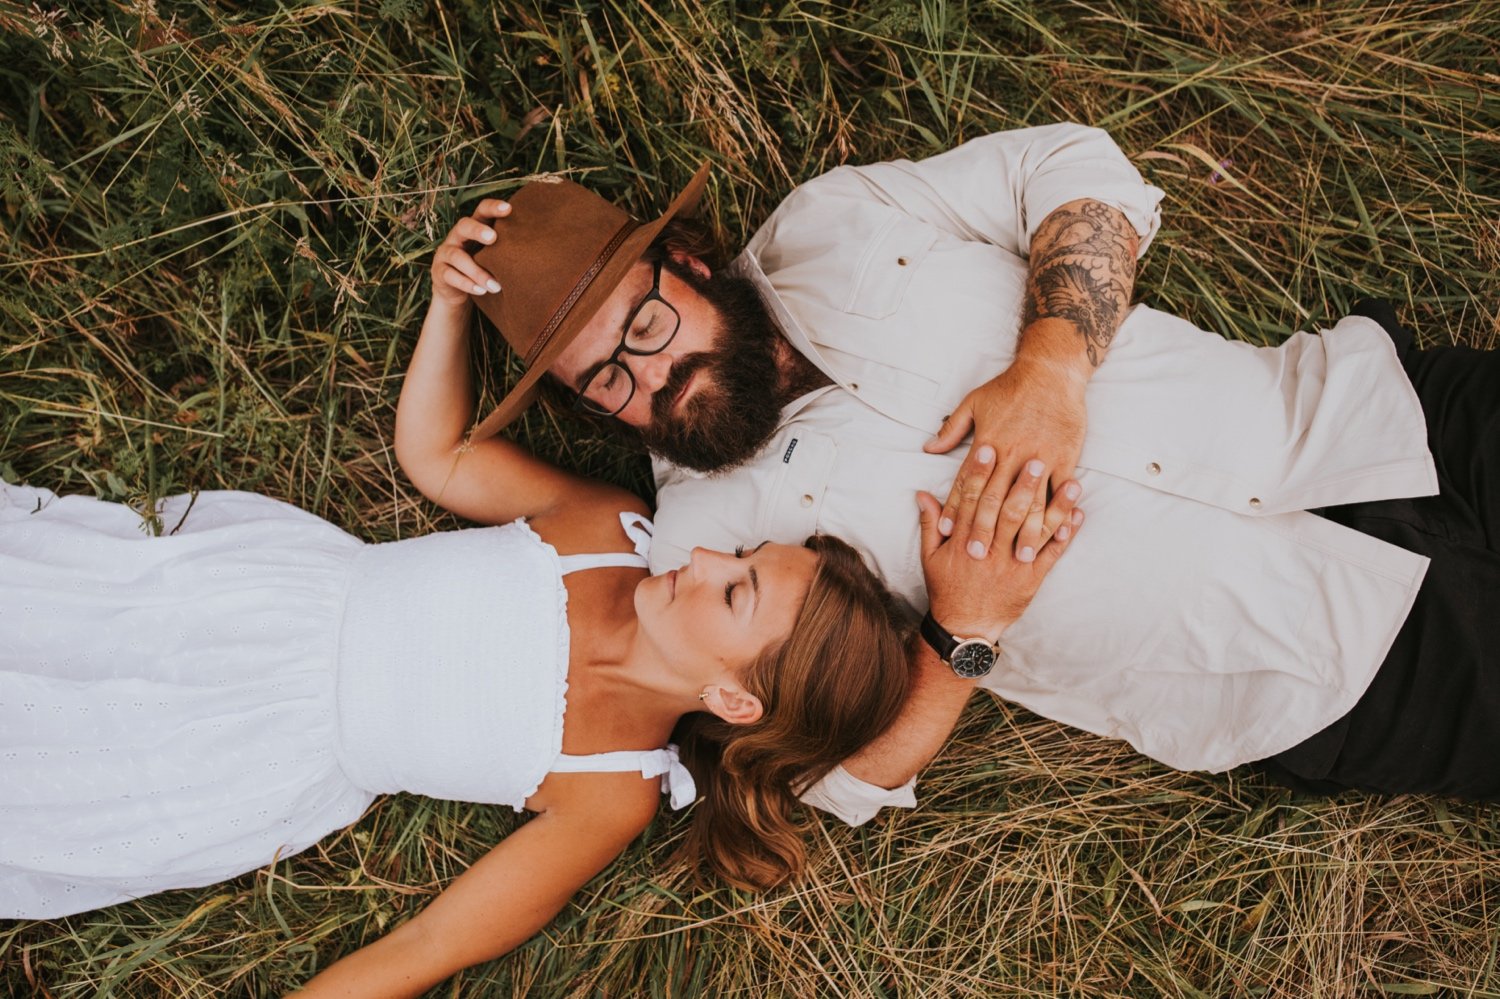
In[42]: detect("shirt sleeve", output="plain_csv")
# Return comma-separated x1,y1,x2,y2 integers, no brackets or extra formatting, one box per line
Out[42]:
816,121,1163,259
798,764,919,827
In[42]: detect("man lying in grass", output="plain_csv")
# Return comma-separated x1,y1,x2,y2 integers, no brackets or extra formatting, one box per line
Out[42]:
451,121,1500,820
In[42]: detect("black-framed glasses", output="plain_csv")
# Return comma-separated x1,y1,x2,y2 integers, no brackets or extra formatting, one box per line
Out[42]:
573,258,682,417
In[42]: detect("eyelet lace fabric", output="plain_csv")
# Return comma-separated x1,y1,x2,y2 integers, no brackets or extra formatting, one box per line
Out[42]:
0,485,371,917
0,484,679,919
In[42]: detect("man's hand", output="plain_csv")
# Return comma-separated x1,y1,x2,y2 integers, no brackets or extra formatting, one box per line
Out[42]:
919,448,1082,639
924,198,1138,563
923,358,1086,563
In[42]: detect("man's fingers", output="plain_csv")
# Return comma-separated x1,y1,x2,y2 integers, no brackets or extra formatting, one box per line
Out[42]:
923,405,974,455
916,491,944,560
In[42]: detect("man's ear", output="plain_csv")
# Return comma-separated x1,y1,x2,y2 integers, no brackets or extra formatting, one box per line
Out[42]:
667,250,712,282
700,684,763,726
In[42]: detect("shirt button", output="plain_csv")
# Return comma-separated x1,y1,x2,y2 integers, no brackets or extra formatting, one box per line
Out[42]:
1146,462,1161,475
897,257,908,266
849,383,859,391
1249,497,1262,509
800,494,814,508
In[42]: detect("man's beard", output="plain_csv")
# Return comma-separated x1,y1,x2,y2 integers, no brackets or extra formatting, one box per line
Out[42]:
633,267,785,474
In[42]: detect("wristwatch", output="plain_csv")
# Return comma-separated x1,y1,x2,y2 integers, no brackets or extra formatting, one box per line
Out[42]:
919,612,999,678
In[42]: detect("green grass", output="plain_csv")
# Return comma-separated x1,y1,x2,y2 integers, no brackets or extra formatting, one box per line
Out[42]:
4,0,1500,995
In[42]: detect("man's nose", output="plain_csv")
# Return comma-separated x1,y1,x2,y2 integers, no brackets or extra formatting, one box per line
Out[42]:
627,350,674,398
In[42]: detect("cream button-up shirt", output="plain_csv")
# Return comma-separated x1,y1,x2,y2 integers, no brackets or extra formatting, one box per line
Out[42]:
649,123,1438,825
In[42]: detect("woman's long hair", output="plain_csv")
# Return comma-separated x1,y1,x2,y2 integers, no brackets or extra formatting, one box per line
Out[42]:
674,534,912,890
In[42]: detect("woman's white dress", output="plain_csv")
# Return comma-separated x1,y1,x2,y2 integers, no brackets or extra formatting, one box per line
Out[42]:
0,482,691,918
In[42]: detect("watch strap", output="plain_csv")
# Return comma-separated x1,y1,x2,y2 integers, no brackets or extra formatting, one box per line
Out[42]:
919,611,958,661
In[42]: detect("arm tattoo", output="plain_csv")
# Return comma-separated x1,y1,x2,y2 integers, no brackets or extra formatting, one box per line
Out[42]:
1020,201,1137,367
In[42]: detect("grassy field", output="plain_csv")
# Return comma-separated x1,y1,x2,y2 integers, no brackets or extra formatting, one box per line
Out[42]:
3,0,1500,995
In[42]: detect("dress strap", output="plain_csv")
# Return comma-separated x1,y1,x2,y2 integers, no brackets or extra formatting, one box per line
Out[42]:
550,744,696,810
554,512,654,576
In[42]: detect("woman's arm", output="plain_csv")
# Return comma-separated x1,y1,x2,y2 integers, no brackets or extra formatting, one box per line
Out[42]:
840,452,1082,790
395,201,635,525
292,777,659,999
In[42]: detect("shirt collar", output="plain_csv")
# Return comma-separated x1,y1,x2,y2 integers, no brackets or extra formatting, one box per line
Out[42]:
728,247,846,392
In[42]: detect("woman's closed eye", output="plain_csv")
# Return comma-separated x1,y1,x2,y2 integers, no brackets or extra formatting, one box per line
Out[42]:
726,543,763,612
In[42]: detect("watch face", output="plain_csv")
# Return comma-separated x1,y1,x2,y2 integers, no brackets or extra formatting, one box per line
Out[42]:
949,639,996,678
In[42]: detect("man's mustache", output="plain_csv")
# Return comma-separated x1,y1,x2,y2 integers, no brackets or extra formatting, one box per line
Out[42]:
650,352,716,425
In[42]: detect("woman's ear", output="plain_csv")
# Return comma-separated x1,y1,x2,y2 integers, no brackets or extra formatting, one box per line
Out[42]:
700,684,763,726
668,250,712,282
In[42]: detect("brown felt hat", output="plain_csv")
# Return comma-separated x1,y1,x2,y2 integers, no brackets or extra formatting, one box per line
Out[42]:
467,163,712,441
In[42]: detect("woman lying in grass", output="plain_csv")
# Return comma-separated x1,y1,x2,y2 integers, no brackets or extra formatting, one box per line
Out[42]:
0,190,1082,994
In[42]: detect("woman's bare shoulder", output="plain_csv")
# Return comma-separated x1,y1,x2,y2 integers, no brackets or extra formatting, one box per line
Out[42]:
528,483,652,558
527,769,663,834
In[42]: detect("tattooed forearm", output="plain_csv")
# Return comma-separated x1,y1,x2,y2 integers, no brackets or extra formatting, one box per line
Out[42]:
1020,200,1137,367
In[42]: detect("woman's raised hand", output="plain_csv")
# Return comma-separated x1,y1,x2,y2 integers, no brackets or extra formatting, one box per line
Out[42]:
917,447,1082,642
431,199,511,307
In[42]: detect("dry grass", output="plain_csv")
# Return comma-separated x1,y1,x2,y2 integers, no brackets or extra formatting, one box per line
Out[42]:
2,0,1499,995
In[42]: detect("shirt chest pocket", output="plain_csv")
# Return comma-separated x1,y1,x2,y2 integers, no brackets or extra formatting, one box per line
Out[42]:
841,215,937,320
756,433,837,544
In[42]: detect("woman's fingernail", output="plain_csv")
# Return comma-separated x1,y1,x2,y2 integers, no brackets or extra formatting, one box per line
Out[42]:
1056,525,1070,542
968,541,987,559
1018,546,1036,562
487,280,502,293
1064,482,1081,501
1026,459,1044,477
976,445,995,464
482,229,495,242
1072,510,1084,525
472,284,486,295
939,517,953,536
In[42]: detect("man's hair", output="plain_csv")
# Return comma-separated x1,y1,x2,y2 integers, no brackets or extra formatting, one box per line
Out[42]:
643,215,725,271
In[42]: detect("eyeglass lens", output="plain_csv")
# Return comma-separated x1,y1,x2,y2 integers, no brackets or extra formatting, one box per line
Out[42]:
580,298,679,413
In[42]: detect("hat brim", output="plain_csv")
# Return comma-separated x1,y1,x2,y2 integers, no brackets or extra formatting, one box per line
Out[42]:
467,162,712,442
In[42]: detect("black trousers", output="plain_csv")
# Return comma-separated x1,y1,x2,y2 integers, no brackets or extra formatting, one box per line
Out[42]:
1258,301,1500,800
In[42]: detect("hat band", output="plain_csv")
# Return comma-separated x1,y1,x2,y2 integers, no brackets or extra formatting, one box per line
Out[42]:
524,218,640,367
